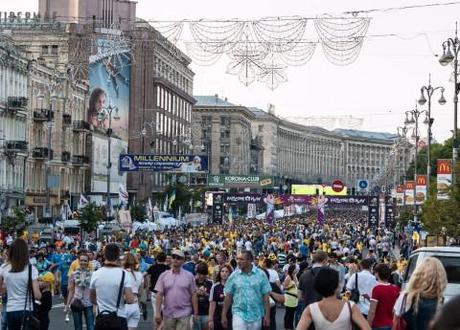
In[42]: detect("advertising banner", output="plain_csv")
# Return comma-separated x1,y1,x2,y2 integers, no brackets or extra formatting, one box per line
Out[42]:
247,203,257,219
277,195,368,206
208,175,274,188
212,192,224,224
291,184,347,196
396,185,404,206
404,181,415,205
89,35,131,193
368,195,379,228
119,154,209,173
224,193,264,204
385,196,396,228
437,159,452,200
91,135,127,194
415,175,427,205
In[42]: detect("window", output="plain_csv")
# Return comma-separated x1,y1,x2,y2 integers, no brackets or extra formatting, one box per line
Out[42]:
51,45,58,55
41,45,49,55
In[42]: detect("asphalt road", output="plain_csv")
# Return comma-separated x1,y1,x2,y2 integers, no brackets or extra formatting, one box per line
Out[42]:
49,298,286,329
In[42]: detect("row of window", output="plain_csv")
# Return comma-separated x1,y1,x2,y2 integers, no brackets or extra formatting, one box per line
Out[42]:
154,57,192,95
155,85,192,122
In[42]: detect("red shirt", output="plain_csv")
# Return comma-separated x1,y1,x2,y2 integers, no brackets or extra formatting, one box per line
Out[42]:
371,283,400,328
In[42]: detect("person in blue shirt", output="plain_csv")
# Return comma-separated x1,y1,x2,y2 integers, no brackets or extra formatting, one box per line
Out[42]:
222,250,271,329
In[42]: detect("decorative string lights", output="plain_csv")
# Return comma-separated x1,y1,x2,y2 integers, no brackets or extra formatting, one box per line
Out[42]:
151,16,371,89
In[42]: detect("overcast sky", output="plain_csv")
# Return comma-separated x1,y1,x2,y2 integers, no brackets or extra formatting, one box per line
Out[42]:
5,0,458,142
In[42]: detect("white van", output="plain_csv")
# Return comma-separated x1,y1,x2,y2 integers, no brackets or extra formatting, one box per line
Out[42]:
404,246,460,301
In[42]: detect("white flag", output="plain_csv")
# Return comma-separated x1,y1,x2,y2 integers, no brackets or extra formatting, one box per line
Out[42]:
146,198,153,219
78,194,88,209
119,184,129,206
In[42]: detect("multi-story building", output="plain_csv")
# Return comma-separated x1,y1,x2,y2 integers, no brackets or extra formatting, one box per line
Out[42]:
0,37,28,222
193,95,395,190
127,21,195,200
192,96,253,175
2,18,90,218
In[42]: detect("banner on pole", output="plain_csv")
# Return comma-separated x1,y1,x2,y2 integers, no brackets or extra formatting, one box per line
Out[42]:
415,175,427,205
437,159,452,200
368,195,379,228
396,185,404,206
404,181,415,205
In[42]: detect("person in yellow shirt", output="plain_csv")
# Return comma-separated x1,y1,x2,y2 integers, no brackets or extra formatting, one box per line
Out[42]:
68,255,93,277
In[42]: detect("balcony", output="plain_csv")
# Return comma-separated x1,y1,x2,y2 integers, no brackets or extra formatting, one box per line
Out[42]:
63,114,72,126
6,97,28,114
5,140,28,152
31,147,53,160
72,120,90,132
33,108,53,121
71,155,90,166
61,151,71,162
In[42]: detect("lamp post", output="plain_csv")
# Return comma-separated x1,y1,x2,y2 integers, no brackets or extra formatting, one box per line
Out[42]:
397,126,409,184
97,104,120,223
404,107,427,224
439,22,460,183
417,75,445,191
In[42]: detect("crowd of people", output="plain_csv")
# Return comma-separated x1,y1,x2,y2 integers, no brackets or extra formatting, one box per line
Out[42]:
0,208,457,330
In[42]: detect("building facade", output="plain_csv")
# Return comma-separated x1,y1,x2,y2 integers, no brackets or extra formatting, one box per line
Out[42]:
2,19,90,219
0,38,28,222
193,96,395,190
127,22,195,200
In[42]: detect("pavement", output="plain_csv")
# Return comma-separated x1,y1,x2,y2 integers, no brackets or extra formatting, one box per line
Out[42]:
49,298,286,329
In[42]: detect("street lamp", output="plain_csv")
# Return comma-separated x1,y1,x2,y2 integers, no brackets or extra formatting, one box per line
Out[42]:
439,23,460,183
97,104,120,223
404,106,427,225
417,75,445,190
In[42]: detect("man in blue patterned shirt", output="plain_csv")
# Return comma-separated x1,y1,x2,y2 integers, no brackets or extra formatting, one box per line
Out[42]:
222,250,271,330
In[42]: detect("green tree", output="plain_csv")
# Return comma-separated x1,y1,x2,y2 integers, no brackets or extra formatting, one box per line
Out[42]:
1,207,26,235
79,202,103,233
130,203,146,222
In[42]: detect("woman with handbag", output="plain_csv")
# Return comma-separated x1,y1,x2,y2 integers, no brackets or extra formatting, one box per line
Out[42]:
392,257,447,330
0,238,42,330
65,253,94,330
284,264,299,330
123,253,143,330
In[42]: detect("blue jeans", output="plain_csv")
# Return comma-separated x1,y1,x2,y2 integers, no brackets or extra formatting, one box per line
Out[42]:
6,310,32,330
72,306,95,330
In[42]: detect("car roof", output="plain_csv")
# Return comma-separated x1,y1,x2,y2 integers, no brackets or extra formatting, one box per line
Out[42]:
412,246,460,254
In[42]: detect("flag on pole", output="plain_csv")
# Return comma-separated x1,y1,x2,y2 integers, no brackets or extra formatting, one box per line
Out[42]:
317,195,326,226
169,188,176,209
78,194,89,209
119,184,129,207
146,198,153,220
163,195,169,212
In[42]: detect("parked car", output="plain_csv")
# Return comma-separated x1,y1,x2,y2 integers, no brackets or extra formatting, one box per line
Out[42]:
403,246,460,301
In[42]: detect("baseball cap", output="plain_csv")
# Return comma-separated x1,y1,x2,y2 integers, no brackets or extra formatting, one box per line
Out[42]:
171,249,185,259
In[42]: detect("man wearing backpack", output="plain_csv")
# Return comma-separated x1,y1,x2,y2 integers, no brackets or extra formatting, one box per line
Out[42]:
298,250,329,308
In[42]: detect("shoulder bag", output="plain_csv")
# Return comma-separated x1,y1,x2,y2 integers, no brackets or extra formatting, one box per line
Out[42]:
346,301,359,330
21,265,40,330
95,270,125,330
392,293,407,330
349,273,360,303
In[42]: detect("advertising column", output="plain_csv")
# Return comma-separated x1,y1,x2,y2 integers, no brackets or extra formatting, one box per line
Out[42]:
368,196,378,228
385,196,396,228
212,192,224,224
437,159,452,200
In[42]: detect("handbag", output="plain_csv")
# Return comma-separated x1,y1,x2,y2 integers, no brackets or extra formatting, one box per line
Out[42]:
349,273,360,303
392,294,407,330
70,298,85,311
95,270,125,330
21,265,40,330
346,301,359,330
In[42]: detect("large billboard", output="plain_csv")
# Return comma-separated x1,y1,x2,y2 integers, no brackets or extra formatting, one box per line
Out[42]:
119,154,209,173
91,135,127,194
89,35,131,193
291,184,348,196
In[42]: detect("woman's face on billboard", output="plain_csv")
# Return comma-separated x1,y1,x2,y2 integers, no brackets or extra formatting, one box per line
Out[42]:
96,93,106,111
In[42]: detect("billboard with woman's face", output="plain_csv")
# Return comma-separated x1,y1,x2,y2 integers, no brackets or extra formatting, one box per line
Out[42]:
89,35,131,193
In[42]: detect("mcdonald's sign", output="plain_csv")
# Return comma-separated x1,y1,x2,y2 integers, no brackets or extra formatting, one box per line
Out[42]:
415,175,427,205
437,159,452,200
437,159,452,175
416,175,427,186
405,181,415,190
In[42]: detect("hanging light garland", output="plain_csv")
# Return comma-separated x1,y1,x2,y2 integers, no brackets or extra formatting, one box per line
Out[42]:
150,16,370,89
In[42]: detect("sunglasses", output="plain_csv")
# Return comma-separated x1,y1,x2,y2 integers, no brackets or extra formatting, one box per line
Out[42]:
172,255,184,260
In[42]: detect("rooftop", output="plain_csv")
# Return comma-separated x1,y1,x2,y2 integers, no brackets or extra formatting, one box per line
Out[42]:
194,95,236,107
333,128,396,141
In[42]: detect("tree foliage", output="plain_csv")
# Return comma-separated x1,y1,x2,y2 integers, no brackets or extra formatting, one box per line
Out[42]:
78,203,103,233
1,207,26,235
130,203,146,222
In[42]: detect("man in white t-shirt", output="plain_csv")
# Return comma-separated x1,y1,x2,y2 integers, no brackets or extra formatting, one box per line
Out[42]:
90,244,135,329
